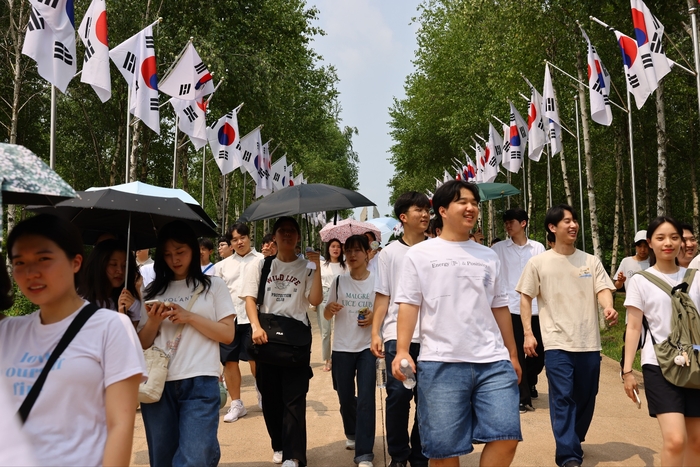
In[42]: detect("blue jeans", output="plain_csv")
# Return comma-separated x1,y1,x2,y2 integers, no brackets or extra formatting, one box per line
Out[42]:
141,376,221,467
417,360,521,459
384,340,428,466
545,350,600,467
331,349,377,463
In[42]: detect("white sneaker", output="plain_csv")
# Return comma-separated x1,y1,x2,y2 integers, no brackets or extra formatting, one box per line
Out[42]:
272,451,283,464
256,385,263,409
281,460,299,467
358,462,373,467
345,439,355,450
223,400,247,423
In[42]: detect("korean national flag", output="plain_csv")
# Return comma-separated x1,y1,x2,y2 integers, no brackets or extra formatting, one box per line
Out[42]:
22,0,77,93
170,97,207,150
78,0,111,102
159,43,215,100
616,30,652,109
207,110,242,175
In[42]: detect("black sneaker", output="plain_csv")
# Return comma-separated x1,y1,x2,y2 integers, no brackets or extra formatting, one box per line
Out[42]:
519,403,535,413
530,385,538,399
389,461,407,467
563,461,581,467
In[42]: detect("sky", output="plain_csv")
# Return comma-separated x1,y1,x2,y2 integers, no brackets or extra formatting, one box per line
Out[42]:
309,0,422,218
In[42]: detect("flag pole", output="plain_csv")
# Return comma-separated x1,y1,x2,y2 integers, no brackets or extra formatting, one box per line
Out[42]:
125,85,131,182
689,6,700,142
574,95,586,253
201,146,206,206
546,145,552,208
172,113,179,188
50,85,56,169
588,16,639,232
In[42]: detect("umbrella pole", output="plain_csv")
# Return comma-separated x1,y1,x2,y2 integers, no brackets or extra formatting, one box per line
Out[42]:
124,212,132,314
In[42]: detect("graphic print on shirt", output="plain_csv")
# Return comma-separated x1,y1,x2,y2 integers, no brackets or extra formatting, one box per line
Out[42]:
339,291,374,315
267,273,302,302
430,258,491,287
6,352,66,396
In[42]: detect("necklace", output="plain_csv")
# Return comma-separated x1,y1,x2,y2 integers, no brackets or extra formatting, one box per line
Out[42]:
350,270,370,281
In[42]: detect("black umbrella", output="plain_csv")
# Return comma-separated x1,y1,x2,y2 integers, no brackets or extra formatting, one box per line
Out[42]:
238,183,376,222
28,189,218,248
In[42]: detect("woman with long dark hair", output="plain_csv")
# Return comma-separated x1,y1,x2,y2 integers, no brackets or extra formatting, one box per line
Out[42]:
242,216,323,467
138,221,236,467
318,238,346,371
623,216,700,466
0,214,146,466
78,239,141,325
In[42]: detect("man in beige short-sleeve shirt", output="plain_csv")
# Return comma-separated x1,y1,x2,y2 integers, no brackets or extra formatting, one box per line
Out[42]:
516,204,617,467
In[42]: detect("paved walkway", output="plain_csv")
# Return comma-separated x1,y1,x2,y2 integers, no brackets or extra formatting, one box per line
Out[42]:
130,312,663,466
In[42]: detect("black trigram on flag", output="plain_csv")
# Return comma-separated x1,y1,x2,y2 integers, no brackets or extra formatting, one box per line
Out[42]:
195,62,207,74
537,119,545,132
519,126,527,139
650,31,664,55
179,84,191,96
641,53,653,69
495,145,502,157
511,150,522,160
53,41,73,65
84,39,95,61
150,98,159,111
503,140,511,153
39,0,60,8
627,73,640,88
592,79,602,94
242,150,252,163
273,173,281,182
257,168,266,179
122,52,136,74
145,35,155,49
545,98,555,112
219,150,229,160
28,9,45,31
549,128,557,141
183,106,197,122
488,157,497,168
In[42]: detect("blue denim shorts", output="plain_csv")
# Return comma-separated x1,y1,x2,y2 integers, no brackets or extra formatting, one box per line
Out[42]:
417,360,521,459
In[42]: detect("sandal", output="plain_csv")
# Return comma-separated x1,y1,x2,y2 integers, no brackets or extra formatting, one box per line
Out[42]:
323,361,332,372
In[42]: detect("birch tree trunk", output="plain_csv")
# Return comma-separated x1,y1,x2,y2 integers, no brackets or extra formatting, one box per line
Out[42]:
610,127,624,276
655,83,668,216
576,52,602,260
129,122,142,184
690,98,700,234
6,0,28,237
559,148,574,207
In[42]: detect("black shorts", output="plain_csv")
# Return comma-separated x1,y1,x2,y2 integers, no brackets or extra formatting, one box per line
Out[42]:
220,323,252,364
642,364,700,418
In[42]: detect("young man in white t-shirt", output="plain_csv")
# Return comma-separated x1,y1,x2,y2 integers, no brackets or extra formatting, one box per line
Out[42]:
492,208,545,413
517,204,617,467
370,191,431,467
613,230,649,291
216,223,263,422
393,180,522,467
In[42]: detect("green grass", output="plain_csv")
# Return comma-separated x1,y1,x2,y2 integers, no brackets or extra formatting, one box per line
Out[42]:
600,293,642,372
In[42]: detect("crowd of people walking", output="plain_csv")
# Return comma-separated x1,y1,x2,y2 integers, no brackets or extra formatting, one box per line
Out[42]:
2,179,700,467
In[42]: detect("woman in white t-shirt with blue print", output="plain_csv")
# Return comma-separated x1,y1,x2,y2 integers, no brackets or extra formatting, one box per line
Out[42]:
138,221,236,467
325,234,376,467
623,216,700,467
0,215,147,467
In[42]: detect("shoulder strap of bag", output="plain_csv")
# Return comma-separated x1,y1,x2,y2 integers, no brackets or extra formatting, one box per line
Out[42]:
638,270,673,295
256,255,276,310
335,275,340,300
18,302,100,423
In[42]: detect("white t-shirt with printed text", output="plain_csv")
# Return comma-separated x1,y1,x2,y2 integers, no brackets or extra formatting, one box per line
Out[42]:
139,278,235,380
240,256,315,323
614,256,650,290
0,302,147,467
375,239,420,343
328,272,375,353
394,237,510,364
624,267,700,366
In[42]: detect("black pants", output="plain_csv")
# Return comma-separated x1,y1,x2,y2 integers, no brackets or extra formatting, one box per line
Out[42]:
256,362,311,466
511,313,545,405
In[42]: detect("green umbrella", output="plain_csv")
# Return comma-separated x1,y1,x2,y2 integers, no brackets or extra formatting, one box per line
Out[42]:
0,143,76,242
476,182,520,201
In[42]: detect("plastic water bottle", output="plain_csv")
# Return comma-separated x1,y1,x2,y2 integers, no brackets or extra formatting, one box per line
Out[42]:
400,359,416,389
376,358,387,388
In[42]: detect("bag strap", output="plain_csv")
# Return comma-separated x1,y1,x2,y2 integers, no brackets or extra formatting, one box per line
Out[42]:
167,285,204,358
256,255,276,310
335,275,340,301
18,302,100,423
638,270,673,295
